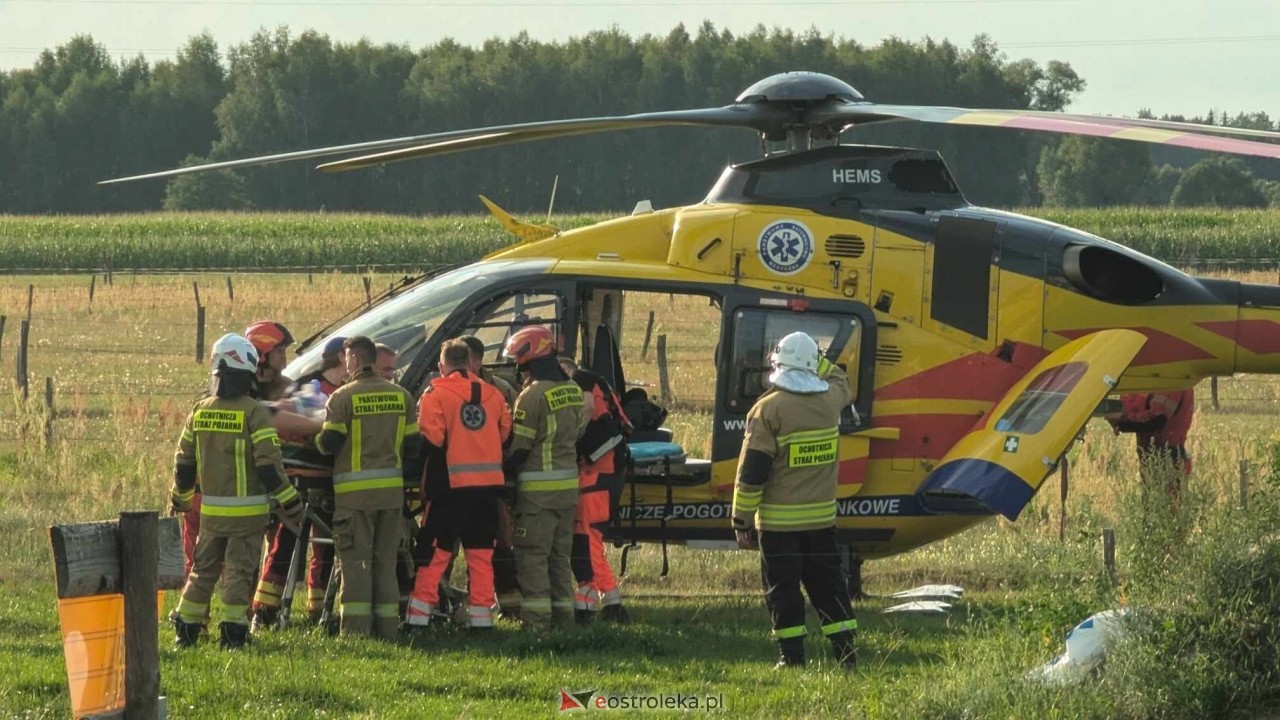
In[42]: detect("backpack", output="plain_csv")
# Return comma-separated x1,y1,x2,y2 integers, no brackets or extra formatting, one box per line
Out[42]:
622,388,667,433
573,370,632,464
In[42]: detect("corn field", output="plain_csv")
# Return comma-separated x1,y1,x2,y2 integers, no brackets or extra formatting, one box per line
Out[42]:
3,208,1280,273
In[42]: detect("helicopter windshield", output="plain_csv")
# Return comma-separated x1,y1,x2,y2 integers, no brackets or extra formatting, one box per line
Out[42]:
284,259,552,383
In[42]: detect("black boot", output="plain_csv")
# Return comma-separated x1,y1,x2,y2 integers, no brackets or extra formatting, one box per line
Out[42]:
219,622,250,650
172,615,203,649
831,632,856,671
600,604,631,624
774,638,805,669
250,606,278,633
575,609,595,626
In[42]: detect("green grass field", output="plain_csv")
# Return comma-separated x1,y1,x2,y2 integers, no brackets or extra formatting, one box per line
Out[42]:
1,271,1279,718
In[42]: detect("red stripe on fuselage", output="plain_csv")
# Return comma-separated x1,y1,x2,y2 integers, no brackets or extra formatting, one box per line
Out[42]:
876,342,1046,403
839,457,867,486
1197,319,1280,355
870,414,986,461
1054,327,1214,365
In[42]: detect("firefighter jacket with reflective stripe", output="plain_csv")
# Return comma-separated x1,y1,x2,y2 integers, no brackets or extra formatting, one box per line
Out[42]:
320,370,418,511
732,363,852,532
173,395,295,534
507,378,588,509
419,370,512,492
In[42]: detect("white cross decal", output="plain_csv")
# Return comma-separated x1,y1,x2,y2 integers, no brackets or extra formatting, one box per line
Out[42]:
1003,436,1019,453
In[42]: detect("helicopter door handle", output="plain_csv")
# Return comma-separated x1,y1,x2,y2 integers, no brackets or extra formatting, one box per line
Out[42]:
829,260,841,289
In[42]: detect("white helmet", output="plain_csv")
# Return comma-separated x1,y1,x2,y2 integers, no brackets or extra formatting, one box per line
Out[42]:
770,332,821,373
210,333,259,375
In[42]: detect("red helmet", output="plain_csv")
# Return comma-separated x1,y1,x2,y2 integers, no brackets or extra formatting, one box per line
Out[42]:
244,321,294,363
503,326,555,366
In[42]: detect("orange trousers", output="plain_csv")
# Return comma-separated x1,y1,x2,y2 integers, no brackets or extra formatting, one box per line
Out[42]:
572,487,618,607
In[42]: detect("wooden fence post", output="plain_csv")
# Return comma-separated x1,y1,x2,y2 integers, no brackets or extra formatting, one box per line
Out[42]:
226,275,234,303
119,511,160,719
193,282,205,364
1239,460,1250,510
363,276,372,308
0,315,6,361
195,307,206,364
89,275,96,309
26,283,33,322
17,319,29,401
1059,457,1069,543
1211,376,1220,411
641,311,655,360
307,250,314,285
1103,528,1116,581
44,377,54,447
656,334,671,402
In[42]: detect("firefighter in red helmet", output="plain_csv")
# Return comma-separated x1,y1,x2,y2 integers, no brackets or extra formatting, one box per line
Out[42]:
502,326,589,630
245,320,295,401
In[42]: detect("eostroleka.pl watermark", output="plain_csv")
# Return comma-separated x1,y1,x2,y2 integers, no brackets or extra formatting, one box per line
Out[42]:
559,688,725,712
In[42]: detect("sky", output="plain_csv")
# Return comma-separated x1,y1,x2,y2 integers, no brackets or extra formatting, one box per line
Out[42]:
1,0,1278,119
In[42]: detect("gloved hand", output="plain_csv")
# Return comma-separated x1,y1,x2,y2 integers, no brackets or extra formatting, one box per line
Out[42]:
170,492,193,514
817,357,834,379
278,497,306,529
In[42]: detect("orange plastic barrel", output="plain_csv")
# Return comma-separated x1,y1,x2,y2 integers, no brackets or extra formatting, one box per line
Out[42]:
56,592,164,718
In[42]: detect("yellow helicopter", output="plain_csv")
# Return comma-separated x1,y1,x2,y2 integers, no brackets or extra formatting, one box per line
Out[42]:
105,71,1280,580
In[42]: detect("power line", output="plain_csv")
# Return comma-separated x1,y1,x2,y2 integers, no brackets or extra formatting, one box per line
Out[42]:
2,32,1279,57
1003,35,1280,49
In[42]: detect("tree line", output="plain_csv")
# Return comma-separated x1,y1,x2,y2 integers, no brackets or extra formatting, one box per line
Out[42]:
0,25,1274,215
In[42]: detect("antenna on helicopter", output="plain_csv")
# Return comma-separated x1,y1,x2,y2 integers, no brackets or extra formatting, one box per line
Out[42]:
546,174,559,223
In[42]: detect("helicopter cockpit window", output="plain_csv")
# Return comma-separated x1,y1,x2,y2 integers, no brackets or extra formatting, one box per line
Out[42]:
283,260,551,384
728,309,860,412
993,362,1087,435
459,291,565,367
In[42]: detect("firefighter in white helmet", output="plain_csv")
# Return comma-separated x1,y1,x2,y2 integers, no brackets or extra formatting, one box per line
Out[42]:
170,333,305,649
730,331,857,670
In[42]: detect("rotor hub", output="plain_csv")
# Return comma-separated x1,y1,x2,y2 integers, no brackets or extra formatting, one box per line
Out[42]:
735,72,864,105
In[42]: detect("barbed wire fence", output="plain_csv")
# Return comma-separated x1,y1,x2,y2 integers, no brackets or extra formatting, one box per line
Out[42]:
4,263,1280,443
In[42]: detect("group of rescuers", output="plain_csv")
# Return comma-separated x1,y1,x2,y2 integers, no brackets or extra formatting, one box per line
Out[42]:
166,316,862,669
165,310,1195,669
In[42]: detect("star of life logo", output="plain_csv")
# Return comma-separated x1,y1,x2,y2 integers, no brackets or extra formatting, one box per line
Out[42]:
461,402,487,430
558,688,725,712
758,220,813,276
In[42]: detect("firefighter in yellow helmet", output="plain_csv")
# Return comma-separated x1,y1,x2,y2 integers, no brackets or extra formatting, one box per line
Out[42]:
731,331,857,670
170,333,304,649
502,326,589,630
315,336,422,639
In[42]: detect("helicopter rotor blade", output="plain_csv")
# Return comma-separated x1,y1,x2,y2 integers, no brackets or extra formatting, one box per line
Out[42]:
815,104,1280,159
336,103,791,168
100,105,786,184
